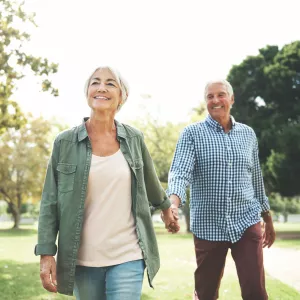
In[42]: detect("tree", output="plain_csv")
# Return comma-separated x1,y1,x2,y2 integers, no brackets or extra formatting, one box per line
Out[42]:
133,115,187,183
0,116,57,228
227,41,300,198
268,193,300,222
0,0,58,134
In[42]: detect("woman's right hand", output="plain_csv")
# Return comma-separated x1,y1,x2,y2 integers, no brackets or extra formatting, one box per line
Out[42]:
40,255,57,293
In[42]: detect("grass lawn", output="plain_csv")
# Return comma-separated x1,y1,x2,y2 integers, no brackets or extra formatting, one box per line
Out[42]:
274,223,300,232
0,223,300,299
273,222,300,249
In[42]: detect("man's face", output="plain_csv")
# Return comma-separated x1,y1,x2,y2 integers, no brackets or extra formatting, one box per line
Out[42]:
205,83,234,122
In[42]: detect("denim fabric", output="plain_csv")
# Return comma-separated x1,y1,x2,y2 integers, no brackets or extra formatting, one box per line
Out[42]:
74,259,145,300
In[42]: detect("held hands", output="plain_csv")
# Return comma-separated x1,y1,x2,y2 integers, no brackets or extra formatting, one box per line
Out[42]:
161,204,180,234
40,255,57,293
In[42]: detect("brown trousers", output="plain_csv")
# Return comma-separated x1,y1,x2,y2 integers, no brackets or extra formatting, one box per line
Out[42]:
193,222,268,300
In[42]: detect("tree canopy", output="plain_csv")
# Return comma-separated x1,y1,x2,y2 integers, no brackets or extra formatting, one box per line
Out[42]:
227,41,300,197
0,0,58,133
0,116,54,228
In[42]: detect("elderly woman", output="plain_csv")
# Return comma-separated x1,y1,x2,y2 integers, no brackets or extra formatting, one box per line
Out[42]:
35,66,179,299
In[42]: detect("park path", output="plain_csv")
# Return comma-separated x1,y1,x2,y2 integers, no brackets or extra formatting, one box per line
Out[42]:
217,247,300,293
263,247,300,292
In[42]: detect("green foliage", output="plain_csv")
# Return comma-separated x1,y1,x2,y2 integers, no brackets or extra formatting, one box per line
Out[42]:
0,0,58,133
132,115,187,183
0,115,59,227
227,41,300,197
269,193,300,222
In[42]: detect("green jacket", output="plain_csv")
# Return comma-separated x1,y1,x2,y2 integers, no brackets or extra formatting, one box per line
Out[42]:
35,118,171,296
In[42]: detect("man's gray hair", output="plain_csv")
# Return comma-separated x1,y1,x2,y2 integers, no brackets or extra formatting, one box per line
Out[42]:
84,66,130,111
204,79,234,100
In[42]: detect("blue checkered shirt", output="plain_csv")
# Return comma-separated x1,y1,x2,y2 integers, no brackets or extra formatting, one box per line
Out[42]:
167,115,270,243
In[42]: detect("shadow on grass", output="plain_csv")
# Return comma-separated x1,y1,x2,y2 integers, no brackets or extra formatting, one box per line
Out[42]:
0,228,37,237
0,260,73,300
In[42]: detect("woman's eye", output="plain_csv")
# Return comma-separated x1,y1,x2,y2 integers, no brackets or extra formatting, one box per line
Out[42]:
91,82,99,85
107,83,115,87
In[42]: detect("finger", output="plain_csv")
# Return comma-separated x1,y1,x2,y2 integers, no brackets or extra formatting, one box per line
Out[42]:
171,208,178,216
51,262,57,286
40,270,57,293
268,234,276,248
262,231,267,248
169,222,180,233
263,233,270,248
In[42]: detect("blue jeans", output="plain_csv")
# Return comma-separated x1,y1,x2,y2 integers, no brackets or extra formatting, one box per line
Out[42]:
74,259,145,300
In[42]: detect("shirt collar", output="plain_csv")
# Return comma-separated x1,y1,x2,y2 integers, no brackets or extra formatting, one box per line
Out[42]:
77,117,126,142
205,114,236,132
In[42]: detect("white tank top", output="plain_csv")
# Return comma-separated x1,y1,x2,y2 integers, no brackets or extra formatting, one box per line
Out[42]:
77,149,143,266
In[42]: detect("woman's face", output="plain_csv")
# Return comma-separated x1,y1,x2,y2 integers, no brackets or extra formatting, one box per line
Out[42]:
87,68,122,113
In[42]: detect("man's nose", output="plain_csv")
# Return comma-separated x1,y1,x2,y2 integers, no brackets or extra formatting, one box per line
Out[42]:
212,96,218,103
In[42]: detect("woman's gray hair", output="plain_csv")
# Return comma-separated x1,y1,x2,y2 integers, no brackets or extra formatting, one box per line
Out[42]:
84,66,130,111
204,79,234,100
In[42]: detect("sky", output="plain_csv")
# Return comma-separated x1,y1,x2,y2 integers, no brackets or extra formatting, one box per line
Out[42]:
12,0,300,127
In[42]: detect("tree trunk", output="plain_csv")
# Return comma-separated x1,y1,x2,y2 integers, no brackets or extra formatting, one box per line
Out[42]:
9,203,20,229
283,212,288,223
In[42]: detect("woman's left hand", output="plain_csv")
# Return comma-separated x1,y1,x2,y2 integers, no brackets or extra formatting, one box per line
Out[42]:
161,207,180,233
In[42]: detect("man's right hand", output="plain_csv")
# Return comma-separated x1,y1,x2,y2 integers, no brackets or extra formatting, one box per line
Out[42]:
40,255,57,293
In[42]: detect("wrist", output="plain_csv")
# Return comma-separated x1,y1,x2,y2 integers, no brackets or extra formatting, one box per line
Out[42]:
261,211,272,222
162,207,171,213
170,194,181,208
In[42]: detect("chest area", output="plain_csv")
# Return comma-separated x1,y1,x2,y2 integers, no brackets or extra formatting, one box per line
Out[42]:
90,135,120,156
194,130,254,168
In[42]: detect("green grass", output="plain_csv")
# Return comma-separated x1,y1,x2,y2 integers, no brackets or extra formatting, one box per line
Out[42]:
273,239,300,249
273,222,300,249
0,224,300,299
274,222,300,232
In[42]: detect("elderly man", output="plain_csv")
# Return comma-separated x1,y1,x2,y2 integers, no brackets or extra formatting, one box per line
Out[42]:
167,80,275,300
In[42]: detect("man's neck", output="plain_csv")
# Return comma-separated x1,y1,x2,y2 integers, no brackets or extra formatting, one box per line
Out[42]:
215,116,232,133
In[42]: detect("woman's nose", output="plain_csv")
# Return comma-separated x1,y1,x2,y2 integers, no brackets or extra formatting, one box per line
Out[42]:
97,83,107,92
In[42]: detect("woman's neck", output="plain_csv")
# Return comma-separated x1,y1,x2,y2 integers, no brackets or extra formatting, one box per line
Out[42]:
87,112,116,135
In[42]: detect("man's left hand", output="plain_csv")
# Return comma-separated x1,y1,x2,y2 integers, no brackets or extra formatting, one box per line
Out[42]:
262,217,276,248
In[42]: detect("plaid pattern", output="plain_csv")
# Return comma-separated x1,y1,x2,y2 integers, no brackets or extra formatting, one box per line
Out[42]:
167,115,270,242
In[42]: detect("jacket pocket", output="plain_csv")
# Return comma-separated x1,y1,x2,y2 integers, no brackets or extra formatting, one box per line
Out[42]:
56,163,77,193
134,159,144,186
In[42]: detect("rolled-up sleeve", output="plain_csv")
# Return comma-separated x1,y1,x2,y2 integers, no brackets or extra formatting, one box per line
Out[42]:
35,139,60,256
167,127,195,205
252,134,270,212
